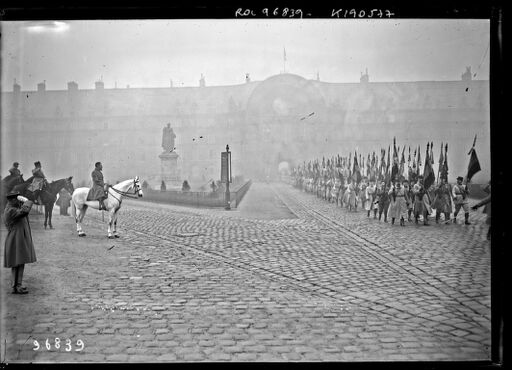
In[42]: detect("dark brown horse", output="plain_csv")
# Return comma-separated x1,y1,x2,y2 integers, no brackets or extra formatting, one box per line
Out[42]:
13,176,74,229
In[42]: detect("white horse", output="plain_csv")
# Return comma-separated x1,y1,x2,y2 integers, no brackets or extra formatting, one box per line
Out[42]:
71,177,143,238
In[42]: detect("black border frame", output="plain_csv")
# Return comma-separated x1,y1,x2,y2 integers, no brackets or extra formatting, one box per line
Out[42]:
0,1,506,369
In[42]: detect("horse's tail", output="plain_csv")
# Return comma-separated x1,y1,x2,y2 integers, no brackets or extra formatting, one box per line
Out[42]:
71,197,77,222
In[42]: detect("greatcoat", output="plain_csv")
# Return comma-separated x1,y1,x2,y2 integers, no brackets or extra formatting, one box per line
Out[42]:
87,168,105,201
4,200,36,267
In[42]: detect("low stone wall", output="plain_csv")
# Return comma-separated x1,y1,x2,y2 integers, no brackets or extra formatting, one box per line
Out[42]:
142,180,252,208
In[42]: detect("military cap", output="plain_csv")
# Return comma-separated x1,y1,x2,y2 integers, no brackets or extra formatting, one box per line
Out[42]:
6,190,20,198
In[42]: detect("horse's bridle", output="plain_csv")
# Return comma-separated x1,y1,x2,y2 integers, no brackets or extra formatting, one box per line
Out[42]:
108,179,141,203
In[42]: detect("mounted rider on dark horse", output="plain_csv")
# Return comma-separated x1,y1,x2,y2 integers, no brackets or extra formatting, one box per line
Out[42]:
2,161,74,229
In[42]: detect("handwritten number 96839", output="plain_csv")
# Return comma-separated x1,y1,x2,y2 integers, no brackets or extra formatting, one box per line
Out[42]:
33,338,84,352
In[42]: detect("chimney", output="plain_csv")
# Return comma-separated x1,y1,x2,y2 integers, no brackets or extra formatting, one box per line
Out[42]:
13,80,21,94
199,74,206,87
360,68,369,83
37,80,46,92
67,81,78,91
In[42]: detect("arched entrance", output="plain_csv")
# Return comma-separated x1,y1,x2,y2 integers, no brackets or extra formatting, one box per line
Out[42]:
240,73,327,180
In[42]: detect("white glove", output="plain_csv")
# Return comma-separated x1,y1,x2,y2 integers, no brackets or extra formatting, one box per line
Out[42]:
17,195,29,202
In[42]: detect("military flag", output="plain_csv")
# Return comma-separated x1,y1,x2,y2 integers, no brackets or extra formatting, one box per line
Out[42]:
440,143,449,181
466,135,481,182
352,150,362,183
391,137,399,182
423,143,435,189
400,146,406,179
410,148,417,182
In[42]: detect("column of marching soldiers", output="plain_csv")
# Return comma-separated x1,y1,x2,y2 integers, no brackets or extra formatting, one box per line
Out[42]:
292,136,483,227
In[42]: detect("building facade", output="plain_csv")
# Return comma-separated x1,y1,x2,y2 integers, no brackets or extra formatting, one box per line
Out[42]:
1,73,490,188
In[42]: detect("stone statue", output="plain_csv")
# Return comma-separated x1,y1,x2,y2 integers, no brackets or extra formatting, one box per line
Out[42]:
162,123,176,152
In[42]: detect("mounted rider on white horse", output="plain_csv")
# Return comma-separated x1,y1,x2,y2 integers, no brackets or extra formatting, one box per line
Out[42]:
71,165,143,238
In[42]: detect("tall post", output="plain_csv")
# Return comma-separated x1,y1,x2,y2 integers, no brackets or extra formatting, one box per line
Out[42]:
225,145,231,210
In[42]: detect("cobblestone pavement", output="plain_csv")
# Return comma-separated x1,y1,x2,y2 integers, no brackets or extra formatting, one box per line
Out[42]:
0,182,491,363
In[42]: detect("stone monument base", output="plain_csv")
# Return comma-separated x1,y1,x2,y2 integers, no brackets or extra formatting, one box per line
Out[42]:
159,151,181,189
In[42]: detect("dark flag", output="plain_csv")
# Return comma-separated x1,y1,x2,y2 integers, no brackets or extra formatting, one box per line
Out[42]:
440,143,449,180
400,146,406,179
352,150,362,183
380,149,384,180
430,141,434,164
387,144,391,172
417,145,422,174
423,143,435,189
466,135,481,182
391,137,399,182
411,148,417,182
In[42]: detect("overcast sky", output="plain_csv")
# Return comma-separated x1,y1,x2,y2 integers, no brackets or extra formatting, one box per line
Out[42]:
1,19,490,91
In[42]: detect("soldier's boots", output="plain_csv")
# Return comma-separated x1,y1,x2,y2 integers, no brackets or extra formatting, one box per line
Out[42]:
464,212,471,225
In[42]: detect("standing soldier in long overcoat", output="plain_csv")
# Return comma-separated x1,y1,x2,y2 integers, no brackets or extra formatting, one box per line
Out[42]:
375,181,390,222
403,180,414,222
413,175,430,225
365,179,377,218
87,162,107,210
388,181,408,226
433,177,453,223
4,191,36,294
56,188,72,215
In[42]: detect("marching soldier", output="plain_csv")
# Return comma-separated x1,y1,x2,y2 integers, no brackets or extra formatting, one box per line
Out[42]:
452,176,471,224
403,180,414,222
375,181,390,222
365,179,377,218
413,175,430,225
433,177,452,223
388,181,408,226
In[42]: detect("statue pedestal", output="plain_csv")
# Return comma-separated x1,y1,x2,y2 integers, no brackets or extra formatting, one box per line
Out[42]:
159,151,181,186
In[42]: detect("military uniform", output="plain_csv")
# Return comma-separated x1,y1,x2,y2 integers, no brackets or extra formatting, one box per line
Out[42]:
387,185,408,225
87,167,107,209
8,162,21,177
433,182,452,223
27,166,46,193
365,182,377,218
452,178,471,224
413,181,430,225
375,184,390,222
4,192,36,294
